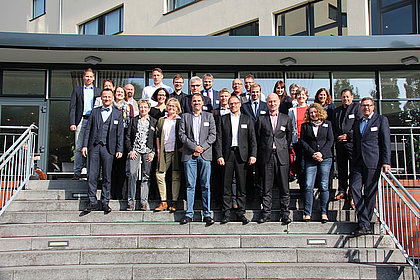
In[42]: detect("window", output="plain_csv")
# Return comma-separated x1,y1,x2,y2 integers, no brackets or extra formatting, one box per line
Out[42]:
32,0,45,19
370,0,417,35
333,72,377,100
80,7,123,35
214,21,259,36
2,70,46,96
168,0,199,12
285,72,330,100
276,0,348,36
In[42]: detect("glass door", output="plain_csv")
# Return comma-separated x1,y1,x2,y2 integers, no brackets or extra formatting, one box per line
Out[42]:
0,99,48,171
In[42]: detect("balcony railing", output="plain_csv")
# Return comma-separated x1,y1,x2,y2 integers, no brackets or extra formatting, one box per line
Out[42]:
390,127,420,181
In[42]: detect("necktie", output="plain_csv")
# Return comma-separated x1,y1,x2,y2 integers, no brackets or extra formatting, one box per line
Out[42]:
102,107,110,112
206,90,210,98
254,102,258,117
360,118,368,136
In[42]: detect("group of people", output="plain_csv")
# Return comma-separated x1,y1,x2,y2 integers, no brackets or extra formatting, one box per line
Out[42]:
69,68,391,236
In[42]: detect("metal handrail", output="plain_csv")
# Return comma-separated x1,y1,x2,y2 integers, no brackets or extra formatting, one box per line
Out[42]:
376,170,420,277
0,125,37,216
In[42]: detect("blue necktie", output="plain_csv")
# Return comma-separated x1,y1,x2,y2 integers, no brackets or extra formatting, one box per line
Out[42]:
254,102,258,117
360,118,368,136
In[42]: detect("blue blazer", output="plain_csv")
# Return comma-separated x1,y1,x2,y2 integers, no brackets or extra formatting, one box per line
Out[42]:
83,107,124,155
69,86,102,126
201,89,219,109
241,100,269,122
351,113,391,169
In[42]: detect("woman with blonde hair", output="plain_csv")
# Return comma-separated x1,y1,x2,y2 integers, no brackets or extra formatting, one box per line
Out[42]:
154,98,183,212
300,103,334,223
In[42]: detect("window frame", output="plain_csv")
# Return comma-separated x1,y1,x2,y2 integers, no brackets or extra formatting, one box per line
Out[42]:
79,6,124,35
166,0,200,13
32,0,46,20
214,20,259,36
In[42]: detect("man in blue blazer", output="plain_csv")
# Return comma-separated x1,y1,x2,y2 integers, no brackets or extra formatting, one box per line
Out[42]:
350,97,391,236
179,93,217,225
69,68,102,180
241,83,269,122
82,89,124,213
201,73,219,109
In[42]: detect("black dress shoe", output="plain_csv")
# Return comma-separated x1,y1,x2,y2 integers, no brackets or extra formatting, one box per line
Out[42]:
180,216,192,225
220,216,230,224
281,217,292,225
257,217,270,224
239,215,250,225
84,203,99,213
203,216,214,226
352,226,372,237
102,204,112,214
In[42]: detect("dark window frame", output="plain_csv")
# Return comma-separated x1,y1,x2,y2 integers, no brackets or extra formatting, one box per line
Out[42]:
31,0,46,20
275,0,347,36
80,6,124,35
166,0,201,13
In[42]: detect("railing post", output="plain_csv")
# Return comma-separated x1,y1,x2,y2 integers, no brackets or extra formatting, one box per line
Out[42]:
377,174,385,234
409,126,416,180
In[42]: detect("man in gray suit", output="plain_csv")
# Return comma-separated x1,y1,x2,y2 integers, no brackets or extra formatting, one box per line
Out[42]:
179,93,217,225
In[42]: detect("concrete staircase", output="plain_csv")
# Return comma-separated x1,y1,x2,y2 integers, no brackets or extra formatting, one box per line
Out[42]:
0,180,414,279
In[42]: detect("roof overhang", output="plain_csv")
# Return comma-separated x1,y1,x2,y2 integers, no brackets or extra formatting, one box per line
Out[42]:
0,32,420,67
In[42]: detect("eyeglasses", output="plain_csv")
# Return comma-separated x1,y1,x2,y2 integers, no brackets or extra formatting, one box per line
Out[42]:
361,104,374,107
190,84,201,87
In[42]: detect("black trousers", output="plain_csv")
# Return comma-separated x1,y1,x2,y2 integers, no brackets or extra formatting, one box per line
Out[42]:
336,142,353,194
350,163,381,228
222,148,247,217
111,153,127,200
260,150,290,219
88,144,114,206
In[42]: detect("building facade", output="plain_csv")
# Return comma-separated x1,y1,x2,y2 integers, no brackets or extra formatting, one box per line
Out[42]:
0,0,419,173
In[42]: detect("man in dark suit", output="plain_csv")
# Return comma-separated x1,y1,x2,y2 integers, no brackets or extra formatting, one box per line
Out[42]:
255,93,292,224
170,74,187,104
332,89,363,203
81,89,124,213
241,83,269,122
232,78,248,104
212,88,231,120
201,73,219,109
350,97,391,236
179,93,217,225
215,95,257,224
69,68,102,180
181,76,213,114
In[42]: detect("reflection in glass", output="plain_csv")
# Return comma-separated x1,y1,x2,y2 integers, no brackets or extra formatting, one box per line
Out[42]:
51,70,84,98
286,72,330,100
84,20,99,35
2,70,45,96
382,5,413,34
105,9,121,35
381,101,420,126
314,0,338,28
277,6,307,36
99,71,145,99
381,71,420,99
333,72,376,99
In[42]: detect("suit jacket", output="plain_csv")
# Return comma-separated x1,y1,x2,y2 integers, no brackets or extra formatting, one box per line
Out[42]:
255,112,292,166
125,115,157,154
83,107,124,155
179,111,216,162
214,113,257,163
170,91,187,105
201,89,219,109
300,120,334,161
332,102,363,143
279,96,293,115
241,100,269,122
351,113,391,169
181,94,213,114
69,86,102,126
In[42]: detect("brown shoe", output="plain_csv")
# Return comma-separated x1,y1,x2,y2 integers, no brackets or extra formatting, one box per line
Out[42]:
232,204,238,209
72,174,80,180
334,192,345,200
350,198,355,209
126,204,135,211
154,202,168,211
169,202,177,213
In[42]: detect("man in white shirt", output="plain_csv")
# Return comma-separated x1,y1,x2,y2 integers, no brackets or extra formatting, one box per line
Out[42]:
142,68,173,107
125,84,139,117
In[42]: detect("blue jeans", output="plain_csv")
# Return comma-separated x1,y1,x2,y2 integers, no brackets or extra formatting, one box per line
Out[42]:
184,156,211,218
304,157,332,216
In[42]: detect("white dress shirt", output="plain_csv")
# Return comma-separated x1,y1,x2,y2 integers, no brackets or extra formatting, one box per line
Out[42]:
230,112,240,147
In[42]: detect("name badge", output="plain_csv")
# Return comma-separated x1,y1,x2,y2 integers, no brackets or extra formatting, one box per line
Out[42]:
280,126,286,131
203,122,210,127
216,100,220,104
203,106,208,111
114,120,119,125
151,126,155,131
371,127,378,131
260,110,266,115
348,114,355,119
241,124,247,129
322,123,328,127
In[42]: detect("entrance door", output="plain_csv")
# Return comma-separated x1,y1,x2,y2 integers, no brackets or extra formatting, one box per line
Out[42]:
0,99,48,171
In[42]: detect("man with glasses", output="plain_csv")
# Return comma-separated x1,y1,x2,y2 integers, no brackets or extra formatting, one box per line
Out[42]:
243,74,266,102
350,97,390,236
170,74,187,104
181,76,212,114
232,79,248,104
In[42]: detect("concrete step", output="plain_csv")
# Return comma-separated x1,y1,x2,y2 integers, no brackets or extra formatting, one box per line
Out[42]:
0,247,405,268
0,234,395,252
0,209,359,224
8,196,351,211
0,221,379,238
